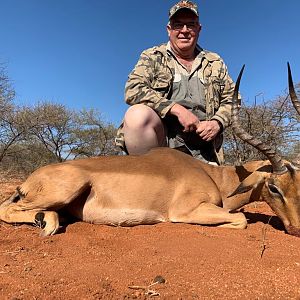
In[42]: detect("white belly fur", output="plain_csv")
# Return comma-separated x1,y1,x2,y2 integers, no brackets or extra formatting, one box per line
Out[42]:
82,207,166,226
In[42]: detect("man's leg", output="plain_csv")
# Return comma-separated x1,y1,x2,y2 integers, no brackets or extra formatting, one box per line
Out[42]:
123,104,167,155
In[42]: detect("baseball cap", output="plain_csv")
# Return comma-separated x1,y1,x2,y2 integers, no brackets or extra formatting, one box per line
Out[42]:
169,0,199,20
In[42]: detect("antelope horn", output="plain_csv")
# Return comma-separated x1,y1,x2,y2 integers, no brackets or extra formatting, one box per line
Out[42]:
288,63,300,168
288,62,300,115
231,65,287,174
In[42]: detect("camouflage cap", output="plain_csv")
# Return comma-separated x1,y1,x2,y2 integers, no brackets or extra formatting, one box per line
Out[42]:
169,0,199,20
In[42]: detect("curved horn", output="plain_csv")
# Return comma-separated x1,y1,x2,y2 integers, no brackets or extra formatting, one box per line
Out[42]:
288,63,300,168
287,62,300,115
231,65,287,174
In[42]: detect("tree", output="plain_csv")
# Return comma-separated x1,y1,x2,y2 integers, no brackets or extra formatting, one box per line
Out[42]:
0,63,15,105
0,106,33,162
0,63,121,174
71,109,120,158
0,64,28,163
26,102,77,162
224,84,300,165
26,102,120,163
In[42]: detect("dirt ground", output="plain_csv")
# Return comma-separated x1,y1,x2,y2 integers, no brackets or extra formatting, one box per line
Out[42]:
1,176,300,300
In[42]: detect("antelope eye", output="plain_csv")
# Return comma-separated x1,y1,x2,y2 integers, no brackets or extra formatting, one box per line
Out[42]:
268,184,281,196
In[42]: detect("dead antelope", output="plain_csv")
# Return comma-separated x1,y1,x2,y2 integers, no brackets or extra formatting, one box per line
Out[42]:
0,65,299,237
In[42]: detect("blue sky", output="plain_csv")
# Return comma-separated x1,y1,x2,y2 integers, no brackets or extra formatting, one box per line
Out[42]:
1,0,300,125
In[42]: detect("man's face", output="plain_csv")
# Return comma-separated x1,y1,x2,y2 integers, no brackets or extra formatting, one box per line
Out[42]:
167,10,201,54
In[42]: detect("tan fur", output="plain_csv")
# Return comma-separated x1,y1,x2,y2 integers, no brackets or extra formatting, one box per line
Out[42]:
1,148,300,236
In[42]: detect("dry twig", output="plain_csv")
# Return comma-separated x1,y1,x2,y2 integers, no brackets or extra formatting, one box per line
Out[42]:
128,275,165,297
260,216,272,258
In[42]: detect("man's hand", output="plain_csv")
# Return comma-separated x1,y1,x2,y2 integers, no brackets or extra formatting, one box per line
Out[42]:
169,104,199,132
196,120,221,141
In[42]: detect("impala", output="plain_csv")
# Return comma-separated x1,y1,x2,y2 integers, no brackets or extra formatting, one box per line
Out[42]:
0,64,299,237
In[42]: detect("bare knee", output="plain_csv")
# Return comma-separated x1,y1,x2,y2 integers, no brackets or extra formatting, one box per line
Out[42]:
124,104,162,130
123,105,167,154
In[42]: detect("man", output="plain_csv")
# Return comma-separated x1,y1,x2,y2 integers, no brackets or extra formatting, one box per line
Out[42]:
115,0,235,164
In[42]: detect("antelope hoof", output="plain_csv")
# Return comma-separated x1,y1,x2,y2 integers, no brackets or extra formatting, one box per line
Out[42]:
36,211,60,236
35,212,46,228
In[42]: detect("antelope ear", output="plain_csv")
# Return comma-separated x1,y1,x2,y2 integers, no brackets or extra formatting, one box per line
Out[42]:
227,172,268,198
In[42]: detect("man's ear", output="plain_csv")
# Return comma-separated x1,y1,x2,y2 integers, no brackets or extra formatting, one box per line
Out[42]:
227,171,268,198
167,24,171,37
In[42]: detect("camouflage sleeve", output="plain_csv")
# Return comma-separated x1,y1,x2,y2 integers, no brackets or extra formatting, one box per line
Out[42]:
124,51,175,118
211,60,236,129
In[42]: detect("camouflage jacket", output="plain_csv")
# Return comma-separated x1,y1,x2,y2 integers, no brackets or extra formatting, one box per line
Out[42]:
115,43,235,163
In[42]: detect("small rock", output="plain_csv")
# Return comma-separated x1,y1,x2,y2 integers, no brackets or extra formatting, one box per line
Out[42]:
153,275,165,284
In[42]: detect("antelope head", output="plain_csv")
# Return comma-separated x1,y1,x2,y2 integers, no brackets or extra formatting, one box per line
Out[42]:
230,64,300,237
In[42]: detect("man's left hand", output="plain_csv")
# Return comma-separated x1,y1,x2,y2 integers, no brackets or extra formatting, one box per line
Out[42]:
196,120,221,141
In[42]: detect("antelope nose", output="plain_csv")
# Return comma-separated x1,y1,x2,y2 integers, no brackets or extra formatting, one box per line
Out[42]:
286,225,300,237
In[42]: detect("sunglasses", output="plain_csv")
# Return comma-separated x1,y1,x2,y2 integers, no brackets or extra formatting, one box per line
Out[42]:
170,22,199,31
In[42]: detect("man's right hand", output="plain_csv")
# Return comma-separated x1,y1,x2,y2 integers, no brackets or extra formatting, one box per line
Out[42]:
169,103,199,132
